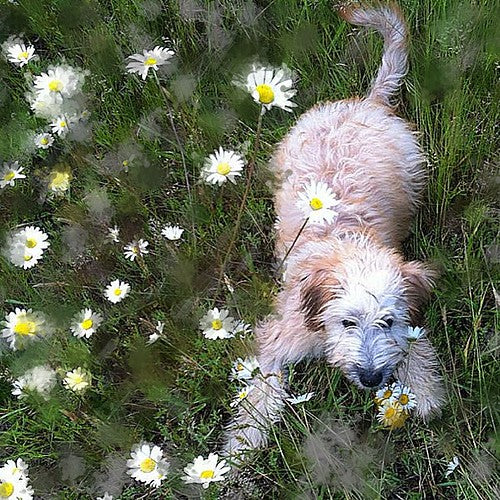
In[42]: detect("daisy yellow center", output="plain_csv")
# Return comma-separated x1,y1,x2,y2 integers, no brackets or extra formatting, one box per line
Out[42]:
18,51,29,60
216,162,231,175
383,389,392,399
40,137,49,145
132,246,139,254
26,238,38,248
3,171,15,181
399,394,409,405
139,457,156,473
24,255,33,261
122,160,129,167
255,84,275,104
114,288,122,296
48,79,63,92
239,390,248,399
385,407,396,419
0,482,14,498
14,320,36,336
236,363,244,371
144,57,157,66
59,120,67,128
81,319,93,330
211,319,223,330
309,197,323,210
200,469,214,479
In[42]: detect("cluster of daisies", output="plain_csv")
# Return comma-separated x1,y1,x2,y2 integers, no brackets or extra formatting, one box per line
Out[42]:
0,458,34,500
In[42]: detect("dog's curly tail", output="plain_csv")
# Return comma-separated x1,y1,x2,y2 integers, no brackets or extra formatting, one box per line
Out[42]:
339,2,408,106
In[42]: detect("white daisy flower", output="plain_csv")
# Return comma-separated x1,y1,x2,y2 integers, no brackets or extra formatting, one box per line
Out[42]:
393,383,417,411
147,320,164,345
12,226,50,252
182,453,230,489
0,462,34,500
375,382,399,404
96,493,113,500
199,307,235,340
48,166,72,193
0,161,26,188
2,458,29,477
33,65,85,101
6,42,35,67
376,399,408,429
242,64,297,113
29,93,63,119
296,179,339,225
11,365,57,400
70,309,103,338
5,226,49,269
161,225,184,241
126,442,170,488
124,239,149,261
126,46,174,80
230,384,255,407
2,308,51,351
107,225,120,243
50,115,73,136
444,456,459,477
230,356,260,380
405,326,426,342
7,242,44,269
287,392,315,405
34,132,54,150
63,367,91,392
233,320,252,337
105,279,130,303
200,147,244,186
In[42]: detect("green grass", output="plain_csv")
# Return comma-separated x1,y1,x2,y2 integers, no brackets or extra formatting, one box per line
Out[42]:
0,0,498,498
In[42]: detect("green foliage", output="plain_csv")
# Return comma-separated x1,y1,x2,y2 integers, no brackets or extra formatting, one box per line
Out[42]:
0,0,498,498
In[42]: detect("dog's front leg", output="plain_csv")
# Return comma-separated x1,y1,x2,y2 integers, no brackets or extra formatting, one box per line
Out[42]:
395,337,446,420
222,312,321,462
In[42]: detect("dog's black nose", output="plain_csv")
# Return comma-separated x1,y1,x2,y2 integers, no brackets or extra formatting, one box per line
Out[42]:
359,369,383,388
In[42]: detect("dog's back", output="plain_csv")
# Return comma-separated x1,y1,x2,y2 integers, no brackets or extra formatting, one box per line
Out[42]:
272,3,425,254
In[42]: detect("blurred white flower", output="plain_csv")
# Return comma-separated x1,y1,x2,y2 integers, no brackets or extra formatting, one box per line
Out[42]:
50,115,74,136
182,453,230,489
241,64,297,113
96,493,113,500
199,307,235,340
147,320,164,345
34,65,86,102
107,225,120,243
127,442,169,488
126,46,174,80
201,147,244,186
2,308,51,351
405,326,426,342
287,392,315,405
124,239,149,261
445,456,459,477
48,166,72,193
230,356,259,380
5,226,49,269
161,224,184,241
70,309,103,338
34,132,54,150
233,320,252,337
0,458,34,500
11,365,57,400
296,179,339,225
5,41,35,67
230,385,255,407
105,279,130,303
0,161,25,188
63,367,91,392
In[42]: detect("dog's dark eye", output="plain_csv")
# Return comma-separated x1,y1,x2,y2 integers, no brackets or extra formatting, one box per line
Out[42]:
342,320,356,328
385,318,394,328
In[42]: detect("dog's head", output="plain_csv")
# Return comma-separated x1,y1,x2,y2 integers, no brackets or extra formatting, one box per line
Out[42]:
298,238,435,389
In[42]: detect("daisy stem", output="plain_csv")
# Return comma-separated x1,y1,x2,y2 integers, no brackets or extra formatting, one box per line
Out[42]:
153,73,197,253
274,217,309,277
216,110,264,296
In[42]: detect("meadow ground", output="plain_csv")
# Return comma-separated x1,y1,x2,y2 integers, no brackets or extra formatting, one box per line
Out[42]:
0,0,498,498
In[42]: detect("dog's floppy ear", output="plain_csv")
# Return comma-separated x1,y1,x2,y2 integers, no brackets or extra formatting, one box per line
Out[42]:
300,270,338,332
400,260,437,323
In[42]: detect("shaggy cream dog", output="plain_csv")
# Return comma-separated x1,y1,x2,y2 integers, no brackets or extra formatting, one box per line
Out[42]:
223,1,445,459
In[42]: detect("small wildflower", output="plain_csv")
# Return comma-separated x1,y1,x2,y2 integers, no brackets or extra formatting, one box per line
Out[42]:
127,442,170,488
96,493,113,500
2,308,51,351
104,279,130,304
124,239,149,261
374,382,399,405
161,224,184,241
199,307,235,340
48,165,72,193
107,225,120,243
201,147,245,186
445,456,459,477
405,325,426,342
296,179,339,225
126,46,174,80
393,384,417,411
33,65,86,102
182,453,230,489
230,385,255,407
376,399,408,429
63,367,91,392
0,161,25,188
50,115,73,136
5,226,49,269
241,64,297,114
34,132,54,150
287,392,315,405
147,320,164,345
5,42,35,67
233,320,252,337
70,309,103,338
0,458,34,500
230,356,260,380
11,365,57,400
